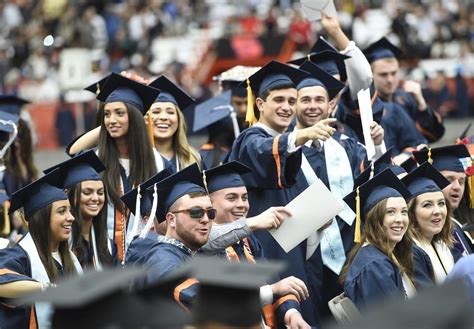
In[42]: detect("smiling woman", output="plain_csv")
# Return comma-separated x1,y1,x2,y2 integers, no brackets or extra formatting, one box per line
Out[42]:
43,150,118,271
0,170,83,329
402,162,460,285
340,169,414,310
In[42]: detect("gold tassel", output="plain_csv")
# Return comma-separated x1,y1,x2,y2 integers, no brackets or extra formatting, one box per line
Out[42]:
2,201,10,236
354,187,361,243
147,110,155,148
96,82,100,96
307,54,311,62
202,171,209,194
427,147,433,164
245,79,256,126
470,175,474,208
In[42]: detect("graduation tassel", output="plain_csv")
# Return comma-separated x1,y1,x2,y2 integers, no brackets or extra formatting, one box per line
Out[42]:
202,171,209,194
468,175,474,208
2,201,10,236
147,110,155,147
96,82,100,96
427,147,433,164
307,54,311,62
354,187,361,243
245,79,256,126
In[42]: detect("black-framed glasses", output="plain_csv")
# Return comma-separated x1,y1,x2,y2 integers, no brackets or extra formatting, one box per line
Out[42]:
172,207,216,220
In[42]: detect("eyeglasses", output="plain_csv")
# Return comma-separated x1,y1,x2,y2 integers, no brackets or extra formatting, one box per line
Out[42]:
171,207,216,220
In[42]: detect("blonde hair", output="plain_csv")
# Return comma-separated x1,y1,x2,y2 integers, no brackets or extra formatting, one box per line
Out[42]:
173,106,201,169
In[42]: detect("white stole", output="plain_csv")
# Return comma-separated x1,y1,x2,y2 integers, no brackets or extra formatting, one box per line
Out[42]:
19,233,83,329
414,238,455,284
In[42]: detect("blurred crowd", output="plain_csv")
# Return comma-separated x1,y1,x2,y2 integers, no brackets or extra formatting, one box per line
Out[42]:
0,0,473,118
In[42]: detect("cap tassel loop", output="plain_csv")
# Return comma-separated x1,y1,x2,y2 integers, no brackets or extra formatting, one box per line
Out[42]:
354,187,362,243
245,79,256,126
202,171,209,194
427,147,433,164
96,83,100,96
2,201,10,236
140,184,158,239
307,54,311,62
469,175,474,209
147,110,155,147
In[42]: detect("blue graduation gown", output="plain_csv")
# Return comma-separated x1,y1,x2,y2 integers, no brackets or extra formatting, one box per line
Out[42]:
452,220,473,255
344,245,405,310
303,131,366,320
0,246,41,329
379,101,427,155
228,125,317,325
412,244,435,290
126,235,198,309
393,88,445,143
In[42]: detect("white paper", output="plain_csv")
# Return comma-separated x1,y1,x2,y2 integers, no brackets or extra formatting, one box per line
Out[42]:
357,88,376,161
300,0,337,22
269,178,344,253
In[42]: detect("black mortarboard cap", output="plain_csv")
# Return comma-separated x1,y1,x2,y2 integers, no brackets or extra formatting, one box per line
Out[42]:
401,162,450,200
400,156,419,173
84,74,112,96
121,167,173,217
192,90,233,132
413,145,470,173
241,60,309,96
364,37,403,64
9,169,67,218
296,60,346,100
189,256,285,327
203,161,252,194
345,168,411,217
289,49,350,81
148,75,195,111
148,163,206,222
0,95,29,115
43,150,105,189
20,268,190,329
96,73,160,114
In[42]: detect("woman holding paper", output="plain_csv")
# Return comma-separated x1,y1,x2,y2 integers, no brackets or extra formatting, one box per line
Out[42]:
340,169,415,310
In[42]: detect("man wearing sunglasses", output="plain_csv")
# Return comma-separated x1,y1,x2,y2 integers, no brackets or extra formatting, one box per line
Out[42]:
205,161,311,329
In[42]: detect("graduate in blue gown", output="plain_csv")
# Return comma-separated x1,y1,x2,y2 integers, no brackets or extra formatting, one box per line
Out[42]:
340,169,415,310
43,150,118,270
204,161,311,328
364,37,445,143
402,162,463,285
291,60,375,321
228,60,344,325
0,170,83,329
413,144,473,256
125,164,210,309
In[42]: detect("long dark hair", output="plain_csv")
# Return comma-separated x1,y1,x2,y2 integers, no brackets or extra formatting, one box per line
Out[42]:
340,199,414,283
4,119,38,182
28,204,76,282
97,103,157,208
69,182,113,268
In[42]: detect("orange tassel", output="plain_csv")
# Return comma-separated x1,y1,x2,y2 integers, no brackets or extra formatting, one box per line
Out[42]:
245,79,256,126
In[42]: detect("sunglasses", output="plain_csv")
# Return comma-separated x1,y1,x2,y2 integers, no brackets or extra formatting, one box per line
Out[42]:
172,207,217,220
